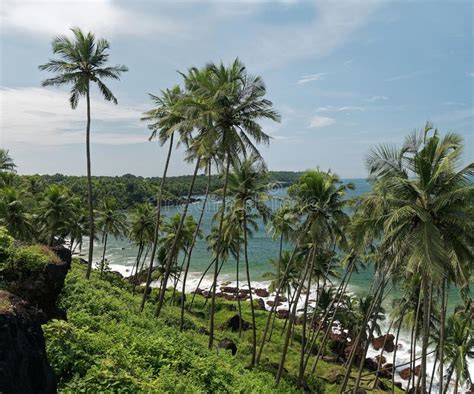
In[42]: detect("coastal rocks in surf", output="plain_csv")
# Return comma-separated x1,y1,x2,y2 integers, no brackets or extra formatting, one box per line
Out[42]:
267,300,283,307
276,309,289,319
221,314,251,332
371,334,395,353
399,366,422,380
0,290,56,394
254,288,269,297
255,298,266,310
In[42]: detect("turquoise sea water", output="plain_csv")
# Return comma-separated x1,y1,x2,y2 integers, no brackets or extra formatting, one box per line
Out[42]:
83,178,466,310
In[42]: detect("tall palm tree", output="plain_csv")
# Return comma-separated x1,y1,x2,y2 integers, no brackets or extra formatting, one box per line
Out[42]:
224,154,271,365
184,59,280,350
0,149,16,173
363,123,474,393
139,85,188,312
39,27,128,279
96,198,127,278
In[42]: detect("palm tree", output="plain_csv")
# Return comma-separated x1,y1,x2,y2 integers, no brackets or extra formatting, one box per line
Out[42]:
223,154,271,365
0,187,33,240
129,202,155,288
276,169,352,384
184,59,280,350
96,198,127,278
363,123,474,393
441,311,473,393
0,149,16,173
38,185,74,246
139,85,188,312
39,27,128,279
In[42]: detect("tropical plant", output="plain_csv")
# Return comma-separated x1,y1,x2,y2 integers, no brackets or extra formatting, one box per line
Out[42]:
39,27,128,279
0,149,16,173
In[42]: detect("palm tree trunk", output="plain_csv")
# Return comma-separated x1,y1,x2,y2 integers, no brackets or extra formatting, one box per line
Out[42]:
438,279,447,394
100,232,108,278
179,165,212,331
392,314,404,393
409,289,423,392
297,267,313,386
421,272,430,393
85,88,95,280
243,211,257,366
189,257,217,311
276,249,313,383
309,258,355,375
139,133,174,312
236,239,243,338
256,246,298,365
444,368,454,394
155,156,201,318
209,153,231,350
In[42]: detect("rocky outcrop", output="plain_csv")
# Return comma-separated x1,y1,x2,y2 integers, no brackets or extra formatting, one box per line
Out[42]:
0,291,56,394
3,245,71,321
254,288,269,297
372,334,395,353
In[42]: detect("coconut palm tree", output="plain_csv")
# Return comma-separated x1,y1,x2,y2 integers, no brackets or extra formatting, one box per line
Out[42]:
38,185,74,246
441,311,473,393
0,187,33,240
0,149,16,173
39,27,128,279
129,202,155,288
362,123,474,393
96,198,127,278
139,85,189,312
183,59,280,350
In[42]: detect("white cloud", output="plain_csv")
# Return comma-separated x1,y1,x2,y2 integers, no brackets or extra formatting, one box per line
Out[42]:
385,69,428,82
0,87,147,146
316,105,364,113
297,73,327,84
309,115,336,128
468,72,474,77
0,0,183,37
366,95,388,102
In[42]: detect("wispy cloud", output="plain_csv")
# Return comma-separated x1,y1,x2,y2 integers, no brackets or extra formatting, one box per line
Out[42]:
366,95,389,102
316,105,364,113
297,73,327,84
309,115,336,128
468,72,474,77
0,87,147,146
385,70,428,82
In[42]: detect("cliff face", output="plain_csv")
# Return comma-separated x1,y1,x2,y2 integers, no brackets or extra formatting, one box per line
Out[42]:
0,245,71,394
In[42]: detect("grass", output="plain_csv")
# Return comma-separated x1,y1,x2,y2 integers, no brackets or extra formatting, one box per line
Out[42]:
43,260,401,393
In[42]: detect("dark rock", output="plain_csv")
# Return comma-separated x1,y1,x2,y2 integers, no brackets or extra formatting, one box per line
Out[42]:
394,382,403,390
276,309,289,319
220,286,238,294
379,363,393,378
3,250,70,321
375,355,386,365
0,291,56,394
355,389,366,394
255,298,266,310
372,334,395,352
275,295,287,302
239,289,251,296
222,293,236,301
51,245,72,269
254,288,269,297
221,314,251,332
414,364,421,377
364,357,378,371
399,367,411,380
218,338,237,355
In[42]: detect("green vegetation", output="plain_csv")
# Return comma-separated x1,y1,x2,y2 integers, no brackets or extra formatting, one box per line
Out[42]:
44,261,399,393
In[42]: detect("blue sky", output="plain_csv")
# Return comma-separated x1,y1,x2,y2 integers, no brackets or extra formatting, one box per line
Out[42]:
1,0,472,177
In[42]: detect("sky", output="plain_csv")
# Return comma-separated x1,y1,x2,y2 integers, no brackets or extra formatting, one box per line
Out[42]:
0,0,472,178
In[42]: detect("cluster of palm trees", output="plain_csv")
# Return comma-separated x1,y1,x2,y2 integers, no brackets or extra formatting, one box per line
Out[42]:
6,26,470,391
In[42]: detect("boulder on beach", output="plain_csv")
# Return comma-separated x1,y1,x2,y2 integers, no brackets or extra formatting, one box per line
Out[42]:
399,367,411,380
371,334,395,352
375,355,386,365
218,338,237,355
221,314,251,332
254,288,269,297
220,286,238,294
276,309,289,319
379,363,393,378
